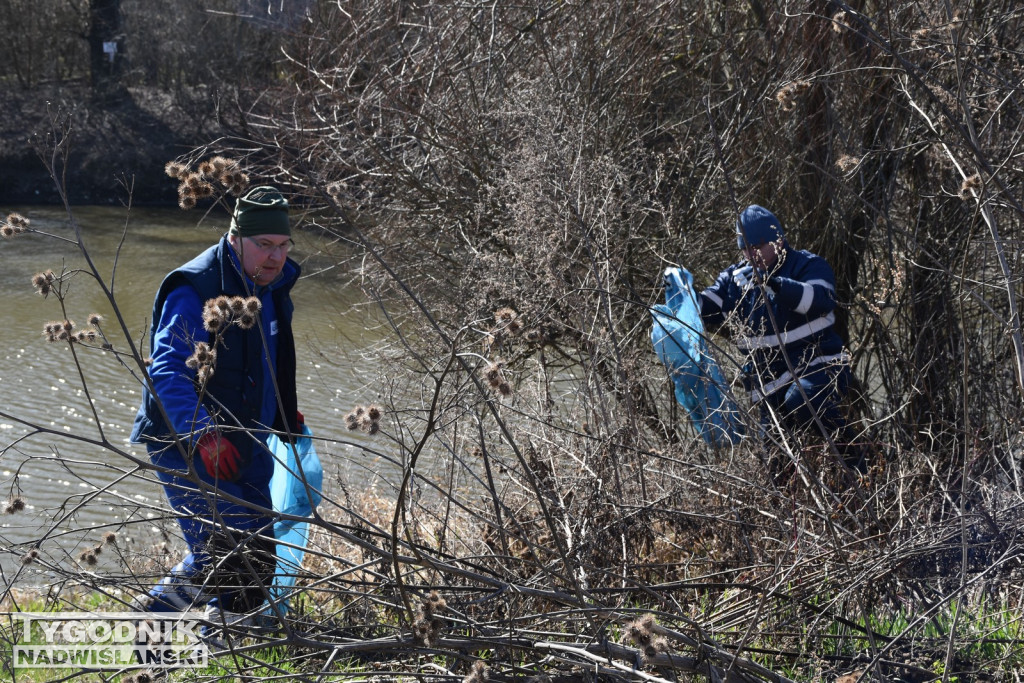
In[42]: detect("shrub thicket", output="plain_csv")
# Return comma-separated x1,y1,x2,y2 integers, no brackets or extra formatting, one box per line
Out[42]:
4,2,1024,681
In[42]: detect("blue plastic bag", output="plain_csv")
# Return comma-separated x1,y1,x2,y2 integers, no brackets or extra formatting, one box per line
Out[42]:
266,424,323,609
651,267,744,446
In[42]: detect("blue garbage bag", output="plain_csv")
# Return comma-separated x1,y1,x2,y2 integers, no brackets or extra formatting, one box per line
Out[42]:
651,267,744,446
266,424,323,610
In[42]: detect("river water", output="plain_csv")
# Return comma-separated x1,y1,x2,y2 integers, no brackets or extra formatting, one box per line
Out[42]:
0,205,388,585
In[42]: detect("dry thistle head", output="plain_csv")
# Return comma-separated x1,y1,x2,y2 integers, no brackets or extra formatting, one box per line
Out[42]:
497,381,512,397
78,549,98,566
639,636,669,665
125,671,154,683
775,80,812,111
626,614,657,645
193,179,215,199
4,497,26,514
346,404,382,434
494,307,516,323
494,307,521,335
959,173,982,200
484,362,502,386
836,155,860,174
3,212,31,237
21,549,39,565
202,298,229,333
463,661,489,683
236,313,257,330
43,321,62,342
87,313,103,326
164,161,187,179
32,272,53,297
832,10,849,33
423,590,447,615
229,297,246,316
7,212,30,229
412,590,448,646
225,172,251,197
412,619,434,646
214,296,232,316
208,156,236,174
186,342,216,372
326,180,345,201
44,320,75,342
243,297,261,315
203,157,248,196
103,531,117,545
177,185,197,210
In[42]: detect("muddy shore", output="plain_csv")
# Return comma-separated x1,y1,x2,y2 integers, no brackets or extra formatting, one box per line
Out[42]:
1,84,219,206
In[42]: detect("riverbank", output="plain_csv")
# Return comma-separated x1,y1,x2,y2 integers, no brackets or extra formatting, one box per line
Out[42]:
0,83,219,206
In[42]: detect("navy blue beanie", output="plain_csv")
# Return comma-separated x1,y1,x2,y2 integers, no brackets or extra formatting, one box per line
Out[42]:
736,205,784,249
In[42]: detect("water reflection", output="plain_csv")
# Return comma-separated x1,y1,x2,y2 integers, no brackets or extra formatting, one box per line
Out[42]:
0,205,385,582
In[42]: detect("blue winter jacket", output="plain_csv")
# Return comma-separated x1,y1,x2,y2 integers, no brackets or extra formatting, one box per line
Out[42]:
699,246,848,402
130,234,301,485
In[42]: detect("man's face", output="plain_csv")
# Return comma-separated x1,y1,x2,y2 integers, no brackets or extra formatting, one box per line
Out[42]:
230,233,293,286
743,238,784,272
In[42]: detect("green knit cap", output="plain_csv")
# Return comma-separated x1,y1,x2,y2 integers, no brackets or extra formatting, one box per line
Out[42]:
229,186,290,237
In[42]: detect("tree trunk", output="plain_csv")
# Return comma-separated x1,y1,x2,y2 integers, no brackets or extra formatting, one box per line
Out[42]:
88,0,125,96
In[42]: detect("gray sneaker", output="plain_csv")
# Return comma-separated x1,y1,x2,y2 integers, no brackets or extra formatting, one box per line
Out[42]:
200,604,259,651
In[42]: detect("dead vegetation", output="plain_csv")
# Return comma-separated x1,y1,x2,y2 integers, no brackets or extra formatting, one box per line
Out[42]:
4,1,1024,681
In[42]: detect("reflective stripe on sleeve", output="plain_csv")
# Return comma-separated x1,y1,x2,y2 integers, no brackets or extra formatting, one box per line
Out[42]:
702,290,724,308
806,278,835,292
737,311,836,351
794,282,815,314
749,352,851,402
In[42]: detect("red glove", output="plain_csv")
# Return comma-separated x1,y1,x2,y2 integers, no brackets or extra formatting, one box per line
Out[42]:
197,432,243,481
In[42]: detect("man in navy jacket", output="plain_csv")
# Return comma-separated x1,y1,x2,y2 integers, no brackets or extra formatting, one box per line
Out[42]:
131,186,302,615
699,205,865,473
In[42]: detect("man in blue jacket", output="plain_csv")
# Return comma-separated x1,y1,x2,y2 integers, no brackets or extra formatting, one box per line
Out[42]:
130,185,303,617
699,204,866,473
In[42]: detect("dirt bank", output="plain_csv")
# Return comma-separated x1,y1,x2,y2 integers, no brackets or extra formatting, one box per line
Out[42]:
0,84,220,206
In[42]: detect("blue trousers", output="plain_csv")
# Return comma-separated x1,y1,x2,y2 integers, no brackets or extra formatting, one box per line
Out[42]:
759,363,853,442
144,444,276,613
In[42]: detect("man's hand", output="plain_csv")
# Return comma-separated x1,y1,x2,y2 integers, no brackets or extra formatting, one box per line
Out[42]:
732,265,757,290
197,432,243,481
296,409,305,427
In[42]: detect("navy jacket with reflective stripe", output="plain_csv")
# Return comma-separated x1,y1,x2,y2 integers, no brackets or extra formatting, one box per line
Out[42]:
699,247,846,398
